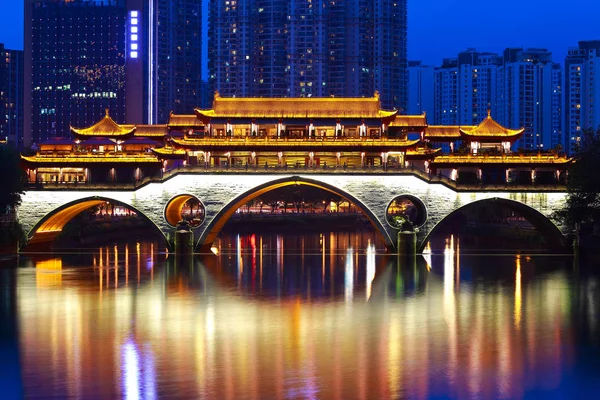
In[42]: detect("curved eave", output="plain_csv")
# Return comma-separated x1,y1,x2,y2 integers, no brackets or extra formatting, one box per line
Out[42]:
194,109,398,122
170,137,421,152
151,148,186,159
459,129,525,141
70,117,136,138
406,148,442,159
431,155,572,167
21,155,161,165
194,109,216,124
424,134,462,141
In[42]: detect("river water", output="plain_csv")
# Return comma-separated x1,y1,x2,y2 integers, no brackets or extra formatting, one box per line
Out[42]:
1,231,600,399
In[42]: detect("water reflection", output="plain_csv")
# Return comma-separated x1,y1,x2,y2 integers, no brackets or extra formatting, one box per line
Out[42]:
10,233,600,398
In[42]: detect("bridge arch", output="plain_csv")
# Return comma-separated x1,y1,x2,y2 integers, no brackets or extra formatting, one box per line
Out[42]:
419,197,568,252
197,175,394,251
25,196,170,250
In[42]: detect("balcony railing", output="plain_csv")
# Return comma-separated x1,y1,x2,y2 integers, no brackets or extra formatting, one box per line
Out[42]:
26,164,567,192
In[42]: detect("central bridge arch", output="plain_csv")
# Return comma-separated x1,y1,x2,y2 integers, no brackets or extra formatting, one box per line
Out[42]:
196,175,395,252
418,197,569,252
25,196,170,250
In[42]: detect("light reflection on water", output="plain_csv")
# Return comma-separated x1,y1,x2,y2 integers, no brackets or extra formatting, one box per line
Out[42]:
3,232,600,399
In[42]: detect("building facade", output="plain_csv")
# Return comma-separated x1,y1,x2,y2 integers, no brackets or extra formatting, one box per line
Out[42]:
0,44,23,147
433,48,563,152
408,61,435,118
24,0,132,146
434,50,502,126
209,0,408,111
564,40,600,154
496,48,562,151
152,0,205,124
24,0,207,146
21,95,569,191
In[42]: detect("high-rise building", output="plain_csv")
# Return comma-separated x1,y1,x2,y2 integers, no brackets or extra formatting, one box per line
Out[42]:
565,40,600,154
0,44,23,147
497,48,562,151
24,0,206,145
24,0,134,145
433,48,562,151
209,0,408,111
407,61,434,118
152,0,204,123
434,49,502,126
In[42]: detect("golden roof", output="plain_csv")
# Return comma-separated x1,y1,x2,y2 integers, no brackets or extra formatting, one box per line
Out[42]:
195,92,397,120
425,126,470,139
21,155,161,164
460,111,524,138
134,125,169,137
151,147,186,156
170,137,421,149
431,154,571,165
406,148,442,156
70,109,135,137
389,114,428,128
168,114,204,127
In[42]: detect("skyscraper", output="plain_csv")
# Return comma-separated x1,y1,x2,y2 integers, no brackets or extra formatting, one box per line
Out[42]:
24,0,135,145
434,49,502,126
0,44,23,147
152,0,204,123
497,48,562,151
408,61,434,117
209,0,408,111
433,48,562,151
565,40,600,154
24,0,206,144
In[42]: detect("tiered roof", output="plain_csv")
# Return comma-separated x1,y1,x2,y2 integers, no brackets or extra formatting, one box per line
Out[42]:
460,111,524,141
194,92,398,123
71,109,136,138
389,114,428,129
425,112,524,142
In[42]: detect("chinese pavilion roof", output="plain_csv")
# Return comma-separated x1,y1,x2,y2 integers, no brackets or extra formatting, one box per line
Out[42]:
21,154,161,164
151,147,187,158
71,109,136,138
389,114,428,128
406,147,442,158
168,114,204,128
431,154,571,166
134,125,169,137
460,111,524,140
195,92,397,122
424,126,469,140
169,137,421,152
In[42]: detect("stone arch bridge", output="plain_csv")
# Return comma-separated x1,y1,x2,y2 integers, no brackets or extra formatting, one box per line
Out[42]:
17,173,570,252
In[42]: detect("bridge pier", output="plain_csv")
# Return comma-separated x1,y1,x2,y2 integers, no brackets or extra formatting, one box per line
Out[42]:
397,231,417,258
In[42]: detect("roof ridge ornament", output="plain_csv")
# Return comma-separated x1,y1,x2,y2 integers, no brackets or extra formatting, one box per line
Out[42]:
487,109,492,118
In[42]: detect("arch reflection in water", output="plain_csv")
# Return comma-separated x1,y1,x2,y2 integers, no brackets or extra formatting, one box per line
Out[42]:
15,234,588,399
206,231,391,300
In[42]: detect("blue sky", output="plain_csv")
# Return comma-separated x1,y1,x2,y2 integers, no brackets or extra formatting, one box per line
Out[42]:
1,0,599,65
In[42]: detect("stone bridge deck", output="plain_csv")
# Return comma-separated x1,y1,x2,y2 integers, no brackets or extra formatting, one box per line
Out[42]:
18,170,569,252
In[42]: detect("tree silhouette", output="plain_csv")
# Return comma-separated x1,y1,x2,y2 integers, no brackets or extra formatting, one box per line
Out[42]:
0,145,26,213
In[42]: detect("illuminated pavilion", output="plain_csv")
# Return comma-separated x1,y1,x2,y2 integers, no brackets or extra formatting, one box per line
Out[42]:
21,93,570,186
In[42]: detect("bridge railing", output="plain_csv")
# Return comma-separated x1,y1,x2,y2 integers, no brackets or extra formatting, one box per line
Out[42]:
26,164,567,192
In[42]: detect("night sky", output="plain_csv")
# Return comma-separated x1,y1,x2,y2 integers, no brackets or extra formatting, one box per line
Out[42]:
1,0,599,65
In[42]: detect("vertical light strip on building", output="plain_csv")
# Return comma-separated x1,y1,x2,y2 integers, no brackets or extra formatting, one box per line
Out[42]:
148,1,154,124
129,11,139,58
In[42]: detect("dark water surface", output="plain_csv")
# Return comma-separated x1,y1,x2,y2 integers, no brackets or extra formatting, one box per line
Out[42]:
1,232,600,399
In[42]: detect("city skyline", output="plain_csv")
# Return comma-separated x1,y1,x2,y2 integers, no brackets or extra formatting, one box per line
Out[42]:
2,0,600,66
